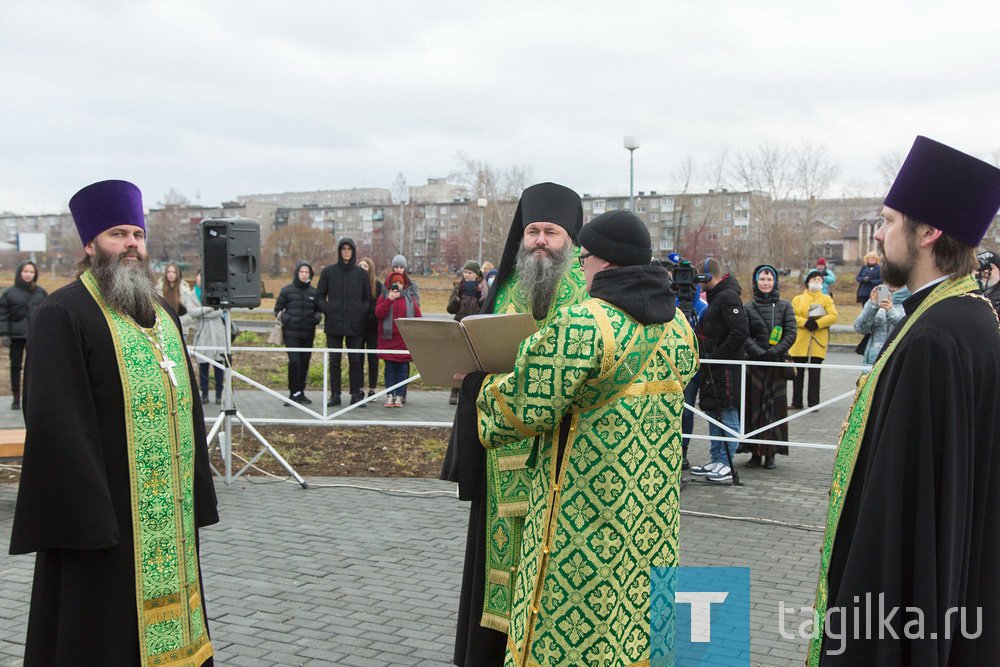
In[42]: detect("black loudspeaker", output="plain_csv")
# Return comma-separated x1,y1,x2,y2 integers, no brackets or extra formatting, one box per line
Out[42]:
200,218,261,308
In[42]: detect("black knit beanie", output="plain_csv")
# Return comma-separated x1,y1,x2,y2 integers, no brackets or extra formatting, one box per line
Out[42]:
578,210,652,266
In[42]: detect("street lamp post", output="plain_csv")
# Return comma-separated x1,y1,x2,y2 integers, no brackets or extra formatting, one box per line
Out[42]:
623,136,640,211
477,198,488,264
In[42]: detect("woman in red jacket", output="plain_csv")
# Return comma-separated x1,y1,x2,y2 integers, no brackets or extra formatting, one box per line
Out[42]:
375,271,421,407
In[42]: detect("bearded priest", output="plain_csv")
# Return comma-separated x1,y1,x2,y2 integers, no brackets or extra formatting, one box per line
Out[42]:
442,182,590,666
810,137,1000,665
9,179,219,665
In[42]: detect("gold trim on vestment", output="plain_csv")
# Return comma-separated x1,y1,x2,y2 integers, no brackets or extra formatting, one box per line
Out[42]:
497,452,530,471
148,634,214,666
497,501,530,518
489,568,510,585
623,379,683,396
586,301,618,378
489,382,537,441
482,612,510,633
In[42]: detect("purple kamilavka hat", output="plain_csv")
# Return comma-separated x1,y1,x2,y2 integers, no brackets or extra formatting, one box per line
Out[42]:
68,179,146,245
884,136,1000,247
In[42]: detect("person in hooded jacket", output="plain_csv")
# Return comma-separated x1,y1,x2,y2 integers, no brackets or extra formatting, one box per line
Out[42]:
0,261,48,409
737,265,797,469
275,261,322,404
316,238,372,407
789,270,838,409
376,271,421,407
689,258,749,483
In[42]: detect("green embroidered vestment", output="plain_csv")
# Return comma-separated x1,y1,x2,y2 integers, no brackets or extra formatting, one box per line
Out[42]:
481,255,589,630
82,271,213,667
477,298,699,667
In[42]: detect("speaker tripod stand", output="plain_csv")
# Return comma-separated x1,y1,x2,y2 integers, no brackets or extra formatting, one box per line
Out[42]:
206,312,308,488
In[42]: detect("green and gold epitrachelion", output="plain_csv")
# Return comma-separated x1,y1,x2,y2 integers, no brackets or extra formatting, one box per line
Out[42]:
82,270,213,667
481,258,589,631
478,297,699,666
808,275,979,666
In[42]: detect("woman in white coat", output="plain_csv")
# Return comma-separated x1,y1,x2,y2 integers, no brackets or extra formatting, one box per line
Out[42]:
185,270,229,404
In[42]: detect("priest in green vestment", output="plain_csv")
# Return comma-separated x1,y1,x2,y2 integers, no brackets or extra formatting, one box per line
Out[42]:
9,180,219,666
443,182,589,666
459,210,698,667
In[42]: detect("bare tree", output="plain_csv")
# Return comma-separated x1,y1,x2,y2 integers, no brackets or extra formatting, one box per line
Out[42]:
390,173,409,257
703,146,731,192
730,142,841,269
450,153,531,265
158,188,191,208
876,151,905,192
262,224,337,276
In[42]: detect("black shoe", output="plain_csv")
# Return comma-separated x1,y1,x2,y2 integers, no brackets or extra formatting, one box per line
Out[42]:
11,398,20,410
350,392,366,407
299,394,312,405
746,455,762,468
367,390,375,397
449,388,459,405
215,396,222,405
681,454,690,470
764,456,776,469
328,394,342,407
202,395,209,404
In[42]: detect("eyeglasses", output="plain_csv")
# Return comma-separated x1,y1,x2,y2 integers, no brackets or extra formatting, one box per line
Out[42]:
578,252,593,268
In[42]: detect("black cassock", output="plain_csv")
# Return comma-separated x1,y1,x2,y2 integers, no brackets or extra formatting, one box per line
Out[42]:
822,287,1000,665
8,280,219,665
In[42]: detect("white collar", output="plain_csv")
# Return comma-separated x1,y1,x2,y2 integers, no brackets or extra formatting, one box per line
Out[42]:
909,274,952,296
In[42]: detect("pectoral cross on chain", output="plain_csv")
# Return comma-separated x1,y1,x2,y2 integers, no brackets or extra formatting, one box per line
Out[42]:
159,358,179,386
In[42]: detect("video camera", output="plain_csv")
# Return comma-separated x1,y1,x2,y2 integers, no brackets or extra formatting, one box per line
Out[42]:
657,253,711,322
976,250,998,289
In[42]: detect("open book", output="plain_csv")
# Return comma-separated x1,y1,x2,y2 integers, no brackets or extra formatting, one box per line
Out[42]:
396,313,538,388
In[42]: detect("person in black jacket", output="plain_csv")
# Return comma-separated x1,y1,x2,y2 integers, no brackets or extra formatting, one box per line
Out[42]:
690,258,749,483
315,238,372,407
275,260,322,405
0,260,48,409
737,265,797,469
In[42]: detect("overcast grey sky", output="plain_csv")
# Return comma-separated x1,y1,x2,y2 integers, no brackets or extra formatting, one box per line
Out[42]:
1,0,997,212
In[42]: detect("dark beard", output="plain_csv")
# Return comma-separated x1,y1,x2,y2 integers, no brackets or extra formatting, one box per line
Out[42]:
878,236,919,288
516,240,573,320
91,244,158,325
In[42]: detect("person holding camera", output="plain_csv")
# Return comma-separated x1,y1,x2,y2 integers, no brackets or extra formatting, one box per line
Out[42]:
976,250,1000,312
375,270,421,407
789,270,838,410
0,260,47,409
853,283,909,366
689,258,749,483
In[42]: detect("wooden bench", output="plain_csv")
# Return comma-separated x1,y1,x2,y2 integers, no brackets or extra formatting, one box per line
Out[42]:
0,429,26,458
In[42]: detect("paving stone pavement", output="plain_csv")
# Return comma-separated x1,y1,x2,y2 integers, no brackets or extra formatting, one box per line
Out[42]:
0,353,867,666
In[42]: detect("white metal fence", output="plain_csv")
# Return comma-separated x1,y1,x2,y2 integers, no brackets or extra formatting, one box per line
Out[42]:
191,346,868,450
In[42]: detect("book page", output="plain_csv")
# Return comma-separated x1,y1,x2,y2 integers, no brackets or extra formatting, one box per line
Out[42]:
395,318,478,388
460,313,538,374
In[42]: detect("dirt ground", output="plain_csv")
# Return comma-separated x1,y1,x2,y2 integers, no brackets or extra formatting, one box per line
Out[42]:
224,425,449,479
1,425,450,484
